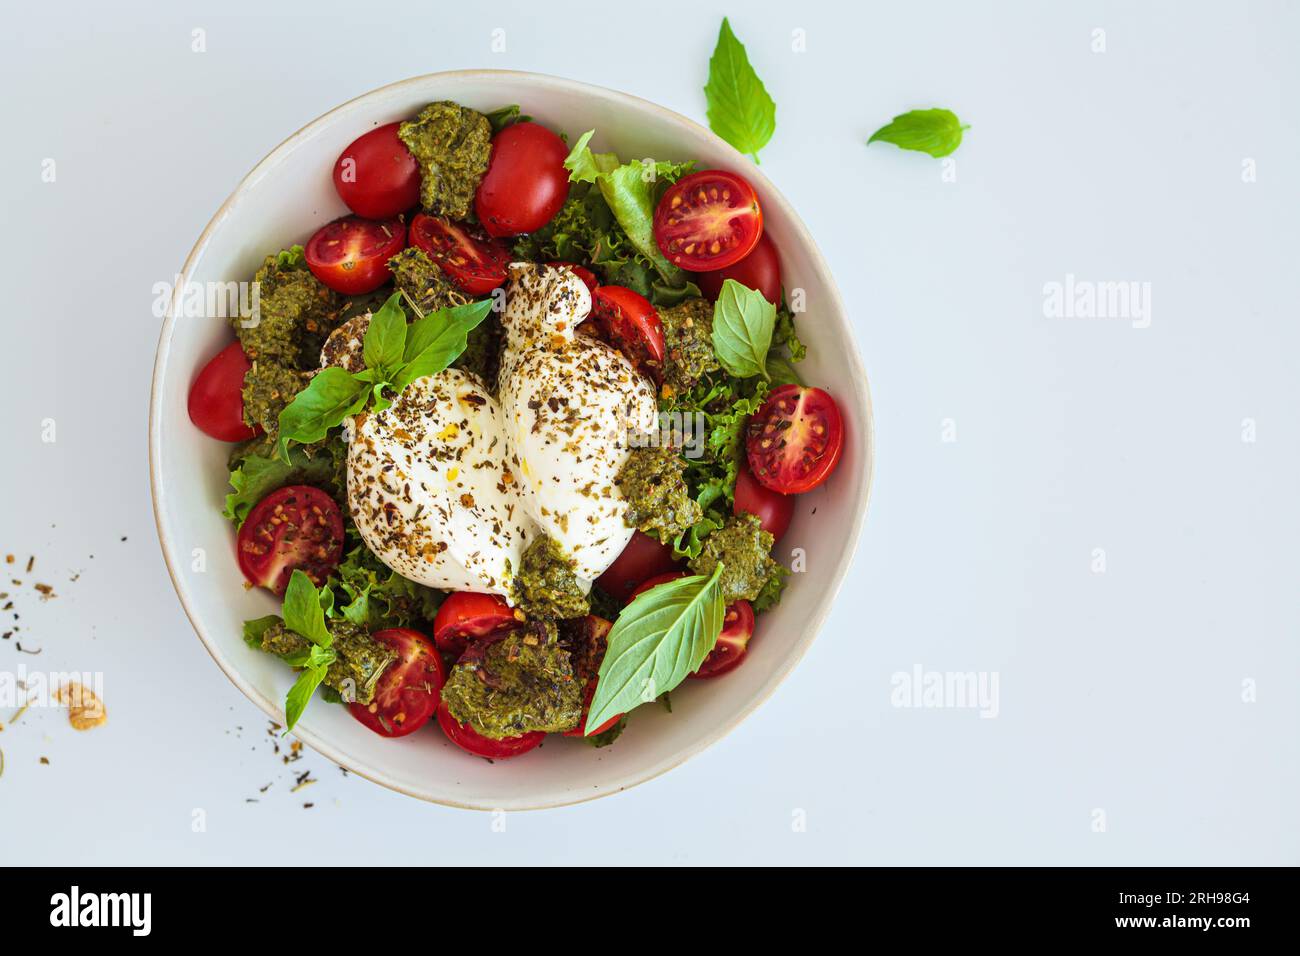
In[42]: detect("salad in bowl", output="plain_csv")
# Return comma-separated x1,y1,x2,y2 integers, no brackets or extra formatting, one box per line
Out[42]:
165,76,863,797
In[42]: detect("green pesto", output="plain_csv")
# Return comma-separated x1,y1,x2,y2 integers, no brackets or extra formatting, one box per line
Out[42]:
255,619,396,706
687,512,780,605
659,297,720,397
440,629,583,738
398,101,492,219
388,247,469,316
234,251,342,369
616,445,703,543
240,360,310,437
513,534,590,621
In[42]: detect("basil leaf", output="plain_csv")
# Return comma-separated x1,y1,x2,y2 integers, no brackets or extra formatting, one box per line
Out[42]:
765,352,802,386
585,565,726,733
712,278,775,379
362,293,408,376
339,585,371,626
275,367,367,461
284,664,329,733
868,108,968,158
395,299,495,389
704,18,776,162
281,570,333,648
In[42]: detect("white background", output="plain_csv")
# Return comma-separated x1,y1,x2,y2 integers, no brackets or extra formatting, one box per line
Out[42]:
2,0,1297,865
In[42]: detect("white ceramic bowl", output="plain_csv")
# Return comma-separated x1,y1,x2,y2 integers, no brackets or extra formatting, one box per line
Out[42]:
150,71,873,810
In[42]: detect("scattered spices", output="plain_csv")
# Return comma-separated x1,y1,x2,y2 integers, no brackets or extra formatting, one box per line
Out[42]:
34,583,55,601
39,756,49,765
303,802,315,809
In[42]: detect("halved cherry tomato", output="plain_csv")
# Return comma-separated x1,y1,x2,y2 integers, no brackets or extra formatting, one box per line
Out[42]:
559,616,622,738
746,385,845,494
696,232,781,304
734,461,795,542
590,286,665,384
347,628,445,737
332,122,420,220
691,599,755,679
548,261,599,294
188,341,258,442
236,485,345,595
431,591,517,657
596,531,681,602
475,122,570,237
653,170,762,271
437,700,544,759
304,215,406,295
409,213,510,295
628,574,753,679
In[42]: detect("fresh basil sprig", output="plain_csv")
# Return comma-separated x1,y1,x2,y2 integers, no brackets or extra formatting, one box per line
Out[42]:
584,564,726,734
704,18,776,163
281,569,338,732
868,108,969,158
275,292,494,461
712,278,776,380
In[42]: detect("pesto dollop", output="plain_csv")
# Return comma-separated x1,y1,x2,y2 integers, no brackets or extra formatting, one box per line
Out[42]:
398,101,492,219
616,445,703,543
513,534,590,621
234,251,342,369
440,628,583,738
241,361,310,437
687,512,780,605
256,619,396,706
659,297,720,398
388,247,469,316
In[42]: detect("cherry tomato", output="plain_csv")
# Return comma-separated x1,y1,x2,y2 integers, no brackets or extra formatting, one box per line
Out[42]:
409,214,510,295
431,591,517,657
596,531,681,602
332,122,420,220
188,341,258,442
236,485,345,595
559,616,622,738
746,385,845,495
696,232,782,304
627,571,687,602
691,600,755,679
733,461,795,542
437,700,544,759
347,628,445,737
653,170,762,271
475,122,570,237
590,286,665,384
547,261,599,294
304,215,406,295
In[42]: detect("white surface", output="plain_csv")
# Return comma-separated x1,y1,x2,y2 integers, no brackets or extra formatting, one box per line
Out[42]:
1,0,1297,863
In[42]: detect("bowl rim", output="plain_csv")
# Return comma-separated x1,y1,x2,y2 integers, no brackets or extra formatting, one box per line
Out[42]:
149,68,875,810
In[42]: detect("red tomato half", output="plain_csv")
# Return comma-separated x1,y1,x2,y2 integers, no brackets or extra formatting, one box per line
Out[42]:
475,122,570,237
437,700,544,760
746,385,846,495
188,341,258,442
596,531,681,602
431,591,518,657
733,461,795,542
653,170,762,271
236,485,345,595
304,215,406,295
547,261,599,294
590,286,665,384
696,232,782,304
409,214,510,295
691,600,755,679
332,122,420,220
348,628,446,737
